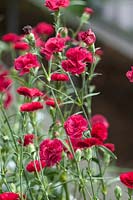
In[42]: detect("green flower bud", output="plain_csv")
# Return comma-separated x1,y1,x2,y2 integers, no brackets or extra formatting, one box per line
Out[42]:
60,172,67,182
75,149,82,162
27,144,36,154
114,185,122,199
24,33,35,47
80,13,90,24
84,148,92,161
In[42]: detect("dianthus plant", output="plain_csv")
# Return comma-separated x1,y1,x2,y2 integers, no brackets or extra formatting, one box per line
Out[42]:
0,1,132,200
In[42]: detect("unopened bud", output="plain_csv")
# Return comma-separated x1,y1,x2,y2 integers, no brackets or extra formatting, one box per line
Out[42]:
75,149,82,162
114,185,122,199
24,33,35,47
28,144,36,154
53,131,60,137
84,148,92,161
80,13,90,24
60,171,67,182
60,27,68,38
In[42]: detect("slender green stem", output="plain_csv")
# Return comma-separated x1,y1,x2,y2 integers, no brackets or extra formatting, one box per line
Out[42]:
64,182,70,200
19,142,23,200
23,170,35,200
82,187,87,200
96,148,106,200
87,162,96,199
1,107,18,151
73,22,83,38
128,189,133,200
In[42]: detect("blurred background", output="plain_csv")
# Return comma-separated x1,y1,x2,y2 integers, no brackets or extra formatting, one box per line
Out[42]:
0,0,133,166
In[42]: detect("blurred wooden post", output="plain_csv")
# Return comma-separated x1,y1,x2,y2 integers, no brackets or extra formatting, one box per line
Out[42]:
6,0,20,33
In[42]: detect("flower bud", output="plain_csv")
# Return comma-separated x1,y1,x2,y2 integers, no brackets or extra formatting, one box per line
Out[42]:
60,27,68,38
27,144,36,154
84,148,92,161
75,149,82,162
114,185,122,199
60,171,67,182
24,33,35,47
80,13,90,24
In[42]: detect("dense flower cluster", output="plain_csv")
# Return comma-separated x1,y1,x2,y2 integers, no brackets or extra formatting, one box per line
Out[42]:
0,1,126,199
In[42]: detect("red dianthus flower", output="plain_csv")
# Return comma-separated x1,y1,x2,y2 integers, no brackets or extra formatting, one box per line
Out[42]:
62,47,93,75
91,114,109,128
0,192,20,200
91,122,108,141
62,60,86,75
39,138,63,167
79,29,96,46
45,97,57,107
45,0,70,11
26,160,46,172
42,35,66,60
22,134,35,146
84,7,94,15
34,22,54,36
51,73,69,81
2,33,20,43
77,138,102,149
17,87,43,98
64,114,88,139
120,172,133,189
14,53,40,75
13,41,29,51
126,66,133,82
103,143,115,152
0,71,12,92
20,102,43,112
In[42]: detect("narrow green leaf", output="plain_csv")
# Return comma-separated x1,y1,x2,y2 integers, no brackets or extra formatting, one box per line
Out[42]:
98,146,117,160
83,92,100,99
